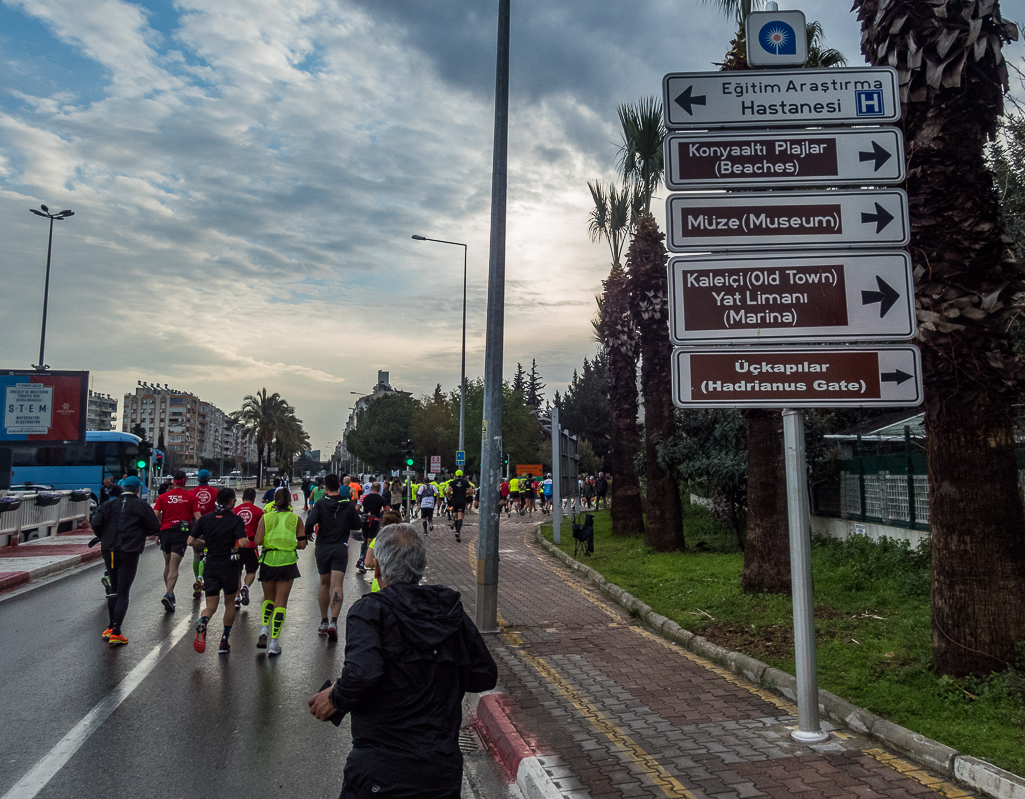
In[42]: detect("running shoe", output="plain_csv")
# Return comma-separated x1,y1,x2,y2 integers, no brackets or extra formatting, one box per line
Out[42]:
268,639,282,656
239,584,250,606
429,524,434,532
192,578,203,599
161,593,175,613
318,621,329,637
101,573,111,591
101,627,113,640
108,632,129,646
194,620,207,654
234,596,241,610
257,632,268,649
218,635,230,655
327,624,338,642
455,533,461,543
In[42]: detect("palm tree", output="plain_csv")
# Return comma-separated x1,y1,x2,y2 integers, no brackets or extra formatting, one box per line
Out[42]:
588,180,645,537
273,407,310,470
853,0,1025,678
803,21,846,68
231,389,288,486
617,99,685,551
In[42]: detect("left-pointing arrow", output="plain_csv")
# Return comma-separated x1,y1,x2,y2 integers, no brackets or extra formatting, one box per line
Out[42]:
674,86,707,116
859,141,893,172
861,276,901,318
881,369,913,385
861,202,895,233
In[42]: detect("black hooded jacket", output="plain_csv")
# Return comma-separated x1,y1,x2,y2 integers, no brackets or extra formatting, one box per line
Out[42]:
306,494,362,547
330,583,498,796
91,493,160,554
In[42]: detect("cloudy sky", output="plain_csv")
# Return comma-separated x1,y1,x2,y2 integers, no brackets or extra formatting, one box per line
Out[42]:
1,1,1021,454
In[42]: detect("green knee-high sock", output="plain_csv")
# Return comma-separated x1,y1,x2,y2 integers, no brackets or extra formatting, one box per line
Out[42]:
271,607,286,639
193,557,205,579
261,600,274,627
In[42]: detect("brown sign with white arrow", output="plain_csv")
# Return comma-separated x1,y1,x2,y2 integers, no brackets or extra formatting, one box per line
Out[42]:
664,128,905,190
668,251,915,344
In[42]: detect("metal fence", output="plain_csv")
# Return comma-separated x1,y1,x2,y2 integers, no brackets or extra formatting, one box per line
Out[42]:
0,491,91,545
835,472,930,528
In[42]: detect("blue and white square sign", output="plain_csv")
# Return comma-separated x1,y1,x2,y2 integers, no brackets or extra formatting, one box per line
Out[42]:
745,10,808,68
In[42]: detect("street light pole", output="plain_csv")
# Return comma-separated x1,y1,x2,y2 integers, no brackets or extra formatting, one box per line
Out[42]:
28,205,74,371
411,235,468,453
476,0,510,633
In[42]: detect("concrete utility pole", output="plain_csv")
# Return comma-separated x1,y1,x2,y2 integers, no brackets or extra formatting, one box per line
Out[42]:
475,0,510,633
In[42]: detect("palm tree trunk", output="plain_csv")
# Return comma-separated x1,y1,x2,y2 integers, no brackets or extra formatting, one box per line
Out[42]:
628,214,684,551
854,0,1025,676
741,410,791,593
608,343,644,536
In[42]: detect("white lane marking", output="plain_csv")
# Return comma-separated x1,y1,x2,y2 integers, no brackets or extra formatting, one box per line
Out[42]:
2,614,194,799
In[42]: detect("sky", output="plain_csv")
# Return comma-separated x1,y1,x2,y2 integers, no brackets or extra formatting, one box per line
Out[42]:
1,0,1022,455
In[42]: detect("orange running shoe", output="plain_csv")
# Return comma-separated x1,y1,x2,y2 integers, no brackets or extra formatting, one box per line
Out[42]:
194,620,207,653
101,628,114,640
108,632,129,646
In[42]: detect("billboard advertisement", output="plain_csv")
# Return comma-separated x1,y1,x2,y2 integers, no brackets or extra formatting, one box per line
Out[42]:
1,370,89,445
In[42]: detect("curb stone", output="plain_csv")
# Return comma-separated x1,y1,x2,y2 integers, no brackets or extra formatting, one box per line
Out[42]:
533,527,1024,799
464,691,563,799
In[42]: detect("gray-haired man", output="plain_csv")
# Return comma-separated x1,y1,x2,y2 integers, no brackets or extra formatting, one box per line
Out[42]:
308,523,497,799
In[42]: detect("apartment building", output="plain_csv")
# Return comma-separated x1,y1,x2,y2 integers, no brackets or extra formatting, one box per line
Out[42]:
86,390,118,431
122,382,200,467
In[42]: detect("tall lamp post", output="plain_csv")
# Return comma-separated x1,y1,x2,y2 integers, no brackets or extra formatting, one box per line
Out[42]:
411,235,468,456
28,204,74,371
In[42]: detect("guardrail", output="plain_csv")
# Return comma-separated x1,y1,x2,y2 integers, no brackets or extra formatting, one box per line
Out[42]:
180,476,259,489
0,491,91,546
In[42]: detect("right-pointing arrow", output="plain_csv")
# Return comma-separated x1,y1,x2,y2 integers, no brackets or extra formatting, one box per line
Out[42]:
859,141,893,172
861,202,895,233
861,276,901,317
674,85,707,116
881,369,913,385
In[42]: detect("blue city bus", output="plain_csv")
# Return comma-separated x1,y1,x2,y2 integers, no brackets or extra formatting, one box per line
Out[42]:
9,431,147,504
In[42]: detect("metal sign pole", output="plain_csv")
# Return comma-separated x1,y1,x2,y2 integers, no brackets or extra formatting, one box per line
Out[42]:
782,408,828,743
551,407,561,544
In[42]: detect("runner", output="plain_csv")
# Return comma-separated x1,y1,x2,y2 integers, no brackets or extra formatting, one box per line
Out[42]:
346,475,363,504
255,487,307,656
508,474,520,516
188,488,249,655
595,472,609,510
301,476,313,511
306,475,361,642
311,477,326,505
523,473,536,516
89,476,159,645
388,477,403,515
416,477,437,535
233,487,264,610
189,470,217,599
499,476,510,515
447,470,471,543
542,473,554,514
357,481,387,574
153,470,200,613
362,509,402,593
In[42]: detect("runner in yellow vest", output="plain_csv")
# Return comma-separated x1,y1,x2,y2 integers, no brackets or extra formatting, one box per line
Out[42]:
254,487,307,656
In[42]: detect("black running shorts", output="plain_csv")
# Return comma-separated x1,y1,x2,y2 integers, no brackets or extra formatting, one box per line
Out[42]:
450,502,466,514
237,547,259,574
159,528,189,557
259,562,301,582
315,542,349,575
420,507,434,522
203,559,240,597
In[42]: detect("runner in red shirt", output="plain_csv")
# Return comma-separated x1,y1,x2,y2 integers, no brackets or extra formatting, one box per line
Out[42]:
153,471,200,613
233,487,264,609
188,470,218,598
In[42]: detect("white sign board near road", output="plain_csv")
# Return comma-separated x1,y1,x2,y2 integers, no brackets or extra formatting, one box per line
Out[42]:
668,251,916,345
430,455,441,473
664,128,905,190
672,346,923,409
666,189,909,252
4,384,53,435
662,67,900,129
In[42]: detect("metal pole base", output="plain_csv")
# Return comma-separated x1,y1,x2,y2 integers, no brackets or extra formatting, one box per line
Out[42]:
475,585,499,634
791,729,830,744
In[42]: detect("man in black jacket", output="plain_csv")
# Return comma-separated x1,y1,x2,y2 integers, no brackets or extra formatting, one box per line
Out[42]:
308,523,498,799
307,473,363,641
89,476,160,645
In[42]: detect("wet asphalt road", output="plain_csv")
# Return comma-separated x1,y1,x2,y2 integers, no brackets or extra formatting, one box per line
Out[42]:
0,501,511,799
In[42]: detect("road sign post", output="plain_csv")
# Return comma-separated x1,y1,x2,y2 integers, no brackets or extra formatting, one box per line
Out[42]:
664,128,905,190
666,189,909,252
668,251,916,344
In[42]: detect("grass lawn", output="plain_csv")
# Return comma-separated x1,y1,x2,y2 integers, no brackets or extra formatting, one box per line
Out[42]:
540,505,1025,776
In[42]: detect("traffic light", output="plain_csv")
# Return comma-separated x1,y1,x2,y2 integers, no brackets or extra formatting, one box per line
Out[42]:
503,454,509,467
154,451,164,473
400,440,414,467
137,440,153,471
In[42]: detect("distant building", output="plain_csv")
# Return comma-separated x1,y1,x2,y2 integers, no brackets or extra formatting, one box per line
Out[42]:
87,390,118,431
341,371,410,468
122,382,201,467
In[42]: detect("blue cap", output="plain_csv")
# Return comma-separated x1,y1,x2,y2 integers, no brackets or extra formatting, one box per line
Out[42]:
123,476,143,489
197,469,210,481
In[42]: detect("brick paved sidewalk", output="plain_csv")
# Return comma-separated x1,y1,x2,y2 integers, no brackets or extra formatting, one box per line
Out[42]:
422,511,975,799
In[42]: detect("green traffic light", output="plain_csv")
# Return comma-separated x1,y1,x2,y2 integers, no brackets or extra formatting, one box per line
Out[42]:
137,460,147,469
406,458,414,466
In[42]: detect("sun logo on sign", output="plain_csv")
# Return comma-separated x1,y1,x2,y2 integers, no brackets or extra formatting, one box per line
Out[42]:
759,20,797,55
